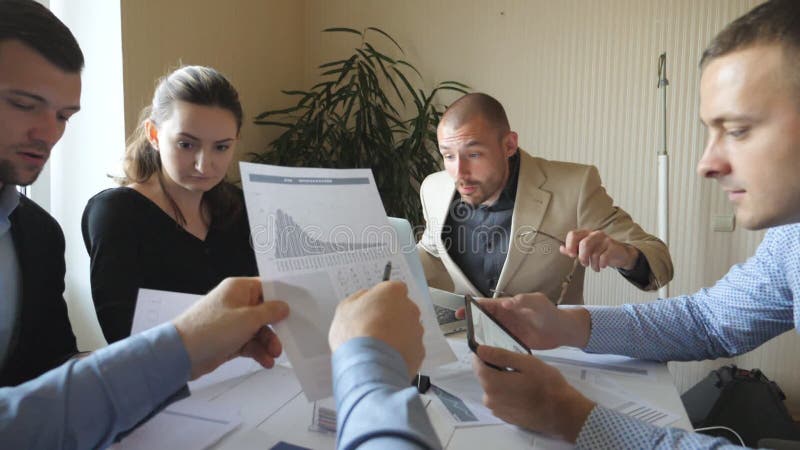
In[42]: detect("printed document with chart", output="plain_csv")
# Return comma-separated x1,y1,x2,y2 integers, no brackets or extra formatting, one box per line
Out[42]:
241,162,455,400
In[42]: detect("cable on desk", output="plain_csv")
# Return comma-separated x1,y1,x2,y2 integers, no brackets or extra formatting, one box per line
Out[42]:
694,426,745,446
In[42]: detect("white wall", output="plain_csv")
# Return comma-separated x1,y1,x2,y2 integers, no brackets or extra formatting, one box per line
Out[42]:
50,0,126,350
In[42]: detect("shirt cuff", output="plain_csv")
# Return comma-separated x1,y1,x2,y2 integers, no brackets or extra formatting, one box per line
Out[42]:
583,306,631,355
576,405,741,449
575,405,660,449
616,249,651,288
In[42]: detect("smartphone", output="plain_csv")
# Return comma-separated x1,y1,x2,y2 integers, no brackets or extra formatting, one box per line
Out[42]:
464,295,531,370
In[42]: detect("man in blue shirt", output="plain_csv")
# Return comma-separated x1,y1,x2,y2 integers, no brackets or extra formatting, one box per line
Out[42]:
460,0,800,448
0,277,293,448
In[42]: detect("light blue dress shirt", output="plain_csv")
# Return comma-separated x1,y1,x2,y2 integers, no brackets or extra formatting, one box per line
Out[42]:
0,184,21,372
574,223,800,449
0,323,190,449
333,337,441,450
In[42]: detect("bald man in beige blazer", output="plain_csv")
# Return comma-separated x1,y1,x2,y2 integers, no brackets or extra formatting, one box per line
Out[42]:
417,93,673,305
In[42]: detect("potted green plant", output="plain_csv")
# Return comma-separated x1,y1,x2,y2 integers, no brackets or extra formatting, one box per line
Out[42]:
251,27,469,227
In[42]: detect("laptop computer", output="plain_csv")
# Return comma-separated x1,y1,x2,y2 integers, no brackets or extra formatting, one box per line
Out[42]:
387,217,466,335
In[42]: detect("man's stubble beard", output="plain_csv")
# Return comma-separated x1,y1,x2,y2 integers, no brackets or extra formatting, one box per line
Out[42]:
0,158,41,187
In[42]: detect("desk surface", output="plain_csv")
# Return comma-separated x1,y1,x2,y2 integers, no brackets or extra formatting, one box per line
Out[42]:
202,337,691,450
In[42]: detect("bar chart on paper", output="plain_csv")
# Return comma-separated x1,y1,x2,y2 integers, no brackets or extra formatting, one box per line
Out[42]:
270,208,400,297
272,208,390,275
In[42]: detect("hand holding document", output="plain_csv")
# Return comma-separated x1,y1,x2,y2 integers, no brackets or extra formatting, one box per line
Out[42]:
131,289,262,391
241,162,455,400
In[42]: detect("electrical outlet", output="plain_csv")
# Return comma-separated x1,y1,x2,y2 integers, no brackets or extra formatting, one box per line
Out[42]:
713,214,735,232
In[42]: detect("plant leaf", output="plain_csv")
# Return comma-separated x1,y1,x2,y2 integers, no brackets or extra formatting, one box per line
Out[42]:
438,80,471,89
254,104,304,119
364,42,396,64
391,66,422,108
323,27,362,36
280,89,312,96
253,120,296,128
396,60,422,79
365,27,404,53
318,59,350,69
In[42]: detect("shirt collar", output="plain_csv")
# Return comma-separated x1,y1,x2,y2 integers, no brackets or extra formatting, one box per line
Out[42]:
493,151,520,210
453,151,520,212
0,185,21,236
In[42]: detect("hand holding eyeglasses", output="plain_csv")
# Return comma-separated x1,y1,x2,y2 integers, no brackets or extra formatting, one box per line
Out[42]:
560,229,640,272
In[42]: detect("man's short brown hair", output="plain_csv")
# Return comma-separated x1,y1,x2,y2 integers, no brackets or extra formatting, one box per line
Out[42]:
0,0,84,72
441,93,511,138
701,0,800,69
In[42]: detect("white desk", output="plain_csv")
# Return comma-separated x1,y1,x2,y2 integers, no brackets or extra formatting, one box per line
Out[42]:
200,338,691,450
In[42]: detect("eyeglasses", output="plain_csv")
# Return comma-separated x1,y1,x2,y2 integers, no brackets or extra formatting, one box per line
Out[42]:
490,228,580,305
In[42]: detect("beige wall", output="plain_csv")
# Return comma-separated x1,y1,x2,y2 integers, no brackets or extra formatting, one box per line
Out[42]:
304,0,800,412
121,0,305,181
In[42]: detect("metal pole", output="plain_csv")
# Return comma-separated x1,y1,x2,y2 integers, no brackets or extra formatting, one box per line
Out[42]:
657,53,669,299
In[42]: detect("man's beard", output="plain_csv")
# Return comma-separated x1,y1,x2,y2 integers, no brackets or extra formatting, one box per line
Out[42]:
0,159,41,187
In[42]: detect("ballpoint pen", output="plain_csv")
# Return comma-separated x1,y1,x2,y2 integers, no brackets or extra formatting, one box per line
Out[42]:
382,261,392,281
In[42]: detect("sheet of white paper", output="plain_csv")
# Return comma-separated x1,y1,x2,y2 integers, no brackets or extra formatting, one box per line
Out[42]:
131,289,261,390
241,162,455,400
428,340,503,427
203,365,303,427
533,346,657,381
535,348,678,427
112,397,241,450
563,373,679,427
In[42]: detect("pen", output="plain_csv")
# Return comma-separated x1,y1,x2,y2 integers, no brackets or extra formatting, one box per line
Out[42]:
382,261,392,281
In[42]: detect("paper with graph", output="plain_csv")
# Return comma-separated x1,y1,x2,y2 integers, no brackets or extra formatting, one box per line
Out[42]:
240,162,455,400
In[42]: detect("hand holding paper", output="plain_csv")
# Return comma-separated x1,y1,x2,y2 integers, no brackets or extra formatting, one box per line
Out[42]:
329,281,425,378
173,277,289,379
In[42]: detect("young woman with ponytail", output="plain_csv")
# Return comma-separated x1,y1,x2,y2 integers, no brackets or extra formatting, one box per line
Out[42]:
82,66,258,343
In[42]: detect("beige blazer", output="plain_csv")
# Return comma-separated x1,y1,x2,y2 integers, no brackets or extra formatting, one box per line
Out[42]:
417,150,673,304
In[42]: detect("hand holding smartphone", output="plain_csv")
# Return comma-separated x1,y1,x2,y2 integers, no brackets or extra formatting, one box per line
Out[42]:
464,295,531,371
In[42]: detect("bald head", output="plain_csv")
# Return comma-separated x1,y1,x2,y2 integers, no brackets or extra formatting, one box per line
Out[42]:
440,93,510,138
